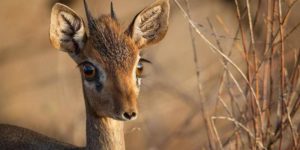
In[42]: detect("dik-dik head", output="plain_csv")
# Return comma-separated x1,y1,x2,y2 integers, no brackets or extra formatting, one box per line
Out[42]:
49,0,170,121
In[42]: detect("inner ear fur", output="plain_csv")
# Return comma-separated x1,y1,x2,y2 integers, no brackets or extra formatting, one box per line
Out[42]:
50,3,87,58
126,0,170,49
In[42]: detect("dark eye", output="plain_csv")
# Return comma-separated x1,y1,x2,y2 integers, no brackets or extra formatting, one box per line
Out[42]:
136,62,143,78
82,63,97,81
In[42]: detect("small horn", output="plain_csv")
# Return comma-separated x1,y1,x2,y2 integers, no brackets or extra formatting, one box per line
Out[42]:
83,0,97,31
110,1,117,20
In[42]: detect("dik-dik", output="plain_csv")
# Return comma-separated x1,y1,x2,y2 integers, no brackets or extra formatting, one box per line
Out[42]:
0,0,170,150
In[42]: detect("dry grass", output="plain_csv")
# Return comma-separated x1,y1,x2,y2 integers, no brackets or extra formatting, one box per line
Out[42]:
174,0,300,149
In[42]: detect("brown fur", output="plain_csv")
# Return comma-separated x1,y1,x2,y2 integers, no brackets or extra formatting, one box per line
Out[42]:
87,15,139,72
81,15,140,121
0,124,81,150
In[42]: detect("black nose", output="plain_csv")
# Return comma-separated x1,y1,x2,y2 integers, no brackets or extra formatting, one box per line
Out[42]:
123,111,137,120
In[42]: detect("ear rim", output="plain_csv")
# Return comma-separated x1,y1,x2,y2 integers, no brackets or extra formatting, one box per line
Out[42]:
49,3,87,55
126,0,170,49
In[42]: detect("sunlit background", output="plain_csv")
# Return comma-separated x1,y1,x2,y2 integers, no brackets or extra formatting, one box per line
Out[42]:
0,0,299,149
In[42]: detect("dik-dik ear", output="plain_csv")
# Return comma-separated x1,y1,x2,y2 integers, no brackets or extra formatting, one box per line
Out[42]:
126,0,170,49
50,3,87,62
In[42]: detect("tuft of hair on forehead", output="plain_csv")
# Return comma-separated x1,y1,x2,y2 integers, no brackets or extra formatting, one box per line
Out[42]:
87,15,139,72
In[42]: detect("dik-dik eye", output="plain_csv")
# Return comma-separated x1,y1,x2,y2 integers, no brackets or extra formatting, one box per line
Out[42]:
136,58,151,79
136,62,144,79
81,63,97,81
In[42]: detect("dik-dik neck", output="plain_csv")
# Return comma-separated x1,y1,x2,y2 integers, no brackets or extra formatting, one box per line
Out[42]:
84,98,125,150
86,113,125,150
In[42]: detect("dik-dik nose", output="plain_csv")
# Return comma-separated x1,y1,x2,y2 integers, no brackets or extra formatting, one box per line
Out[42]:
122,111,138,120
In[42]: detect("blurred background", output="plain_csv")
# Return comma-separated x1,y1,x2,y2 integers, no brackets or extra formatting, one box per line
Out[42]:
0,0,299,149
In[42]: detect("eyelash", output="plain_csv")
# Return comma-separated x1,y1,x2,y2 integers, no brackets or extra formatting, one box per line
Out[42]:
139,58,151,64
